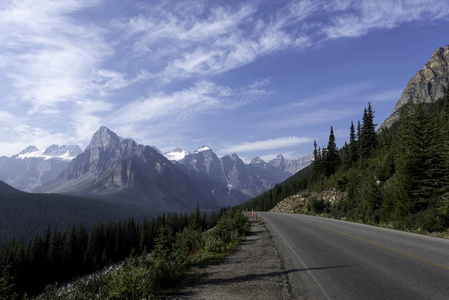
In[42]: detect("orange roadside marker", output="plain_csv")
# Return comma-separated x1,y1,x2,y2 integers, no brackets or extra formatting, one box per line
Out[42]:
255,212,258,223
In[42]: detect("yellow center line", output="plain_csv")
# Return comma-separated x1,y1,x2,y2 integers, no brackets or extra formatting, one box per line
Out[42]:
301,219,449,271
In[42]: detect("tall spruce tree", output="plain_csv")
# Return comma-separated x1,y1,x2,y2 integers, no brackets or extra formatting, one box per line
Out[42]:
394,102,439,212
359,103,377,159
325,126,341,176
349,121,358,164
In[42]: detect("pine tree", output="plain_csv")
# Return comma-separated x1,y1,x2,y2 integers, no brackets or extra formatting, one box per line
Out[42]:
359,103,378,159
394,102,437,212
190,203,202,231
311,140,323,181
325,126,341,176
0,264,18,300
349,121,358,164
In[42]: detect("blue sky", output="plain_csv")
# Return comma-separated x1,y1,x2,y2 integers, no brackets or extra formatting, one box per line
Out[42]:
0,0,448,162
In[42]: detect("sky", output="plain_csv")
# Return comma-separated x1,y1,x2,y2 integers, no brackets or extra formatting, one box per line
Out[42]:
0,0,448,163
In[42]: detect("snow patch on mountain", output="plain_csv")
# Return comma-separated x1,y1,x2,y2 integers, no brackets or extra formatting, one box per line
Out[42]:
164,147,190,161
194,146,211,154
15,145,82,161
219,157,233,195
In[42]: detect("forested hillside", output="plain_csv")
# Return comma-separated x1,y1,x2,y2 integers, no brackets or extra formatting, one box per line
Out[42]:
245,87,449,232
0,188,163,248
0,205,240,298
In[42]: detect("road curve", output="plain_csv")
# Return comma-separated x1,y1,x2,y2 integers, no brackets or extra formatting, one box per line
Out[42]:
258,212,449,300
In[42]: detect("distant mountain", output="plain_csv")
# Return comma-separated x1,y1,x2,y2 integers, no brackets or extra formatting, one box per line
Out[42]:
0,181,160,249
0,126,313,211
169,146,313,207
0,180,21,193
0,144,82,192
268,153,313,175
380,45,449,129
39,126,206,211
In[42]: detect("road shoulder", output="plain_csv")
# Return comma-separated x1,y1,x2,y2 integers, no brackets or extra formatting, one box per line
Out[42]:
168,220,292,300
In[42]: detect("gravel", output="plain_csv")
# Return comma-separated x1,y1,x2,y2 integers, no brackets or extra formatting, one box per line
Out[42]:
168,219,292,300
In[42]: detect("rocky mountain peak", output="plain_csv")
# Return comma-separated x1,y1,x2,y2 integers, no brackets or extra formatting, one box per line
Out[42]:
43,145,82,157
19,145,39,155
250,157,266,164
380,45,449,129
87,126,120,150
269,153,285,168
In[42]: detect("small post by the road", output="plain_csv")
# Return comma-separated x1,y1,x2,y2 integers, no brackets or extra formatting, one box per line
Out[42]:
252,209,254,217
255,212,258,223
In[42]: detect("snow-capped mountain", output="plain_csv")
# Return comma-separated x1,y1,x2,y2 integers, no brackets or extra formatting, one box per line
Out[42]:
0,145,82,192
6,127,312,210
16,145,82,161
39,127,206,211
170,146,312,207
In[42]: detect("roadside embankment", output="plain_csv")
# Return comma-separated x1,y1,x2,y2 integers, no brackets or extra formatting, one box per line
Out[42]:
169,219,292,299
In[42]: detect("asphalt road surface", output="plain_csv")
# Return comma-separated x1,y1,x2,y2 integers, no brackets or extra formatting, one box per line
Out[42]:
258,212,449,300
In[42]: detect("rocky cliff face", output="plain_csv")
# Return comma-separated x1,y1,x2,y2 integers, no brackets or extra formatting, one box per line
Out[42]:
177,149,311,207
41,127,205,211
380,45,449,129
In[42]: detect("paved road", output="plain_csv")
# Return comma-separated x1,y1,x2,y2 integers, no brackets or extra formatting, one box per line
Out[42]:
258,212,449,299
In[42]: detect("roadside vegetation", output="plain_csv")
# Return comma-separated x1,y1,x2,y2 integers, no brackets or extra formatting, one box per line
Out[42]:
246,87,449,234
1,206,250,299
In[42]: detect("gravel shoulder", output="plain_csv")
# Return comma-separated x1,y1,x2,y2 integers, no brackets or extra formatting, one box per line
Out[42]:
168,219,292,300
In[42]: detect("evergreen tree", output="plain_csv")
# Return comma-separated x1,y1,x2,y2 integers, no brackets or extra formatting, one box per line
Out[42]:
393,102,441,212
311,140,323,181
349,121,358,164
190,203,202,231
359,103,378,159
325,126,341,176
0,264,17,300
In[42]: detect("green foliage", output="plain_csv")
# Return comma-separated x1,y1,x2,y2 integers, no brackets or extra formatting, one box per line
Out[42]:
307,196,327,214
244,94,449,234
325,126,341,176
0,191,161,249
32,208,250,299
0,264,18,300
0,206,225,298
359,103,378,159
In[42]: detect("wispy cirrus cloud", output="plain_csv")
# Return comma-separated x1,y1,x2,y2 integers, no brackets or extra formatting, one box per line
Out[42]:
220,136,313,154
111,81,231,125
0,0,111,113
323,0,449,39
119,1,312,82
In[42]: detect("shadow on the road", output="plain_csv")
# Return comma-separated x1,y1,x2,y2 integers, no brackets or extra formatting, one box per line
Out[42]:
196,265,350,286
168,266,349,298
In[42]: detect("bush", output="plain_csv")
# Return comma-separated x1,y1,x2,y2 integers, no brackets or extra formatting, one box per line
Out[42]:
33,209,251,299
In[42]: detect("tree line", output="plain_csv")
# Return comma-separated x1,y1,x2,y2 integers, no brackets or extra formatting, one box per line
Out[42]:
0,205,227,297
245,87,449,232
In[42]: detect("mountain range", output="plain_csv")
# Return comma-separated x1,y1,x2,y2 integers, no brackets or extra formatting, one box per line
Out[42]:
0,127,312,211
0,145,82,192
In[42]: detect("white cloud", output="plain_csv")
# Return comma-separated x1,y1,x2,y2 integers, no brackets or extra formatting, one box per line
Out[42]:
221,136,313,154
8,124,71,152
120,1,312,82
0,0,111,112
111,81,229,125
324,0,449,39
0,111,18,124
